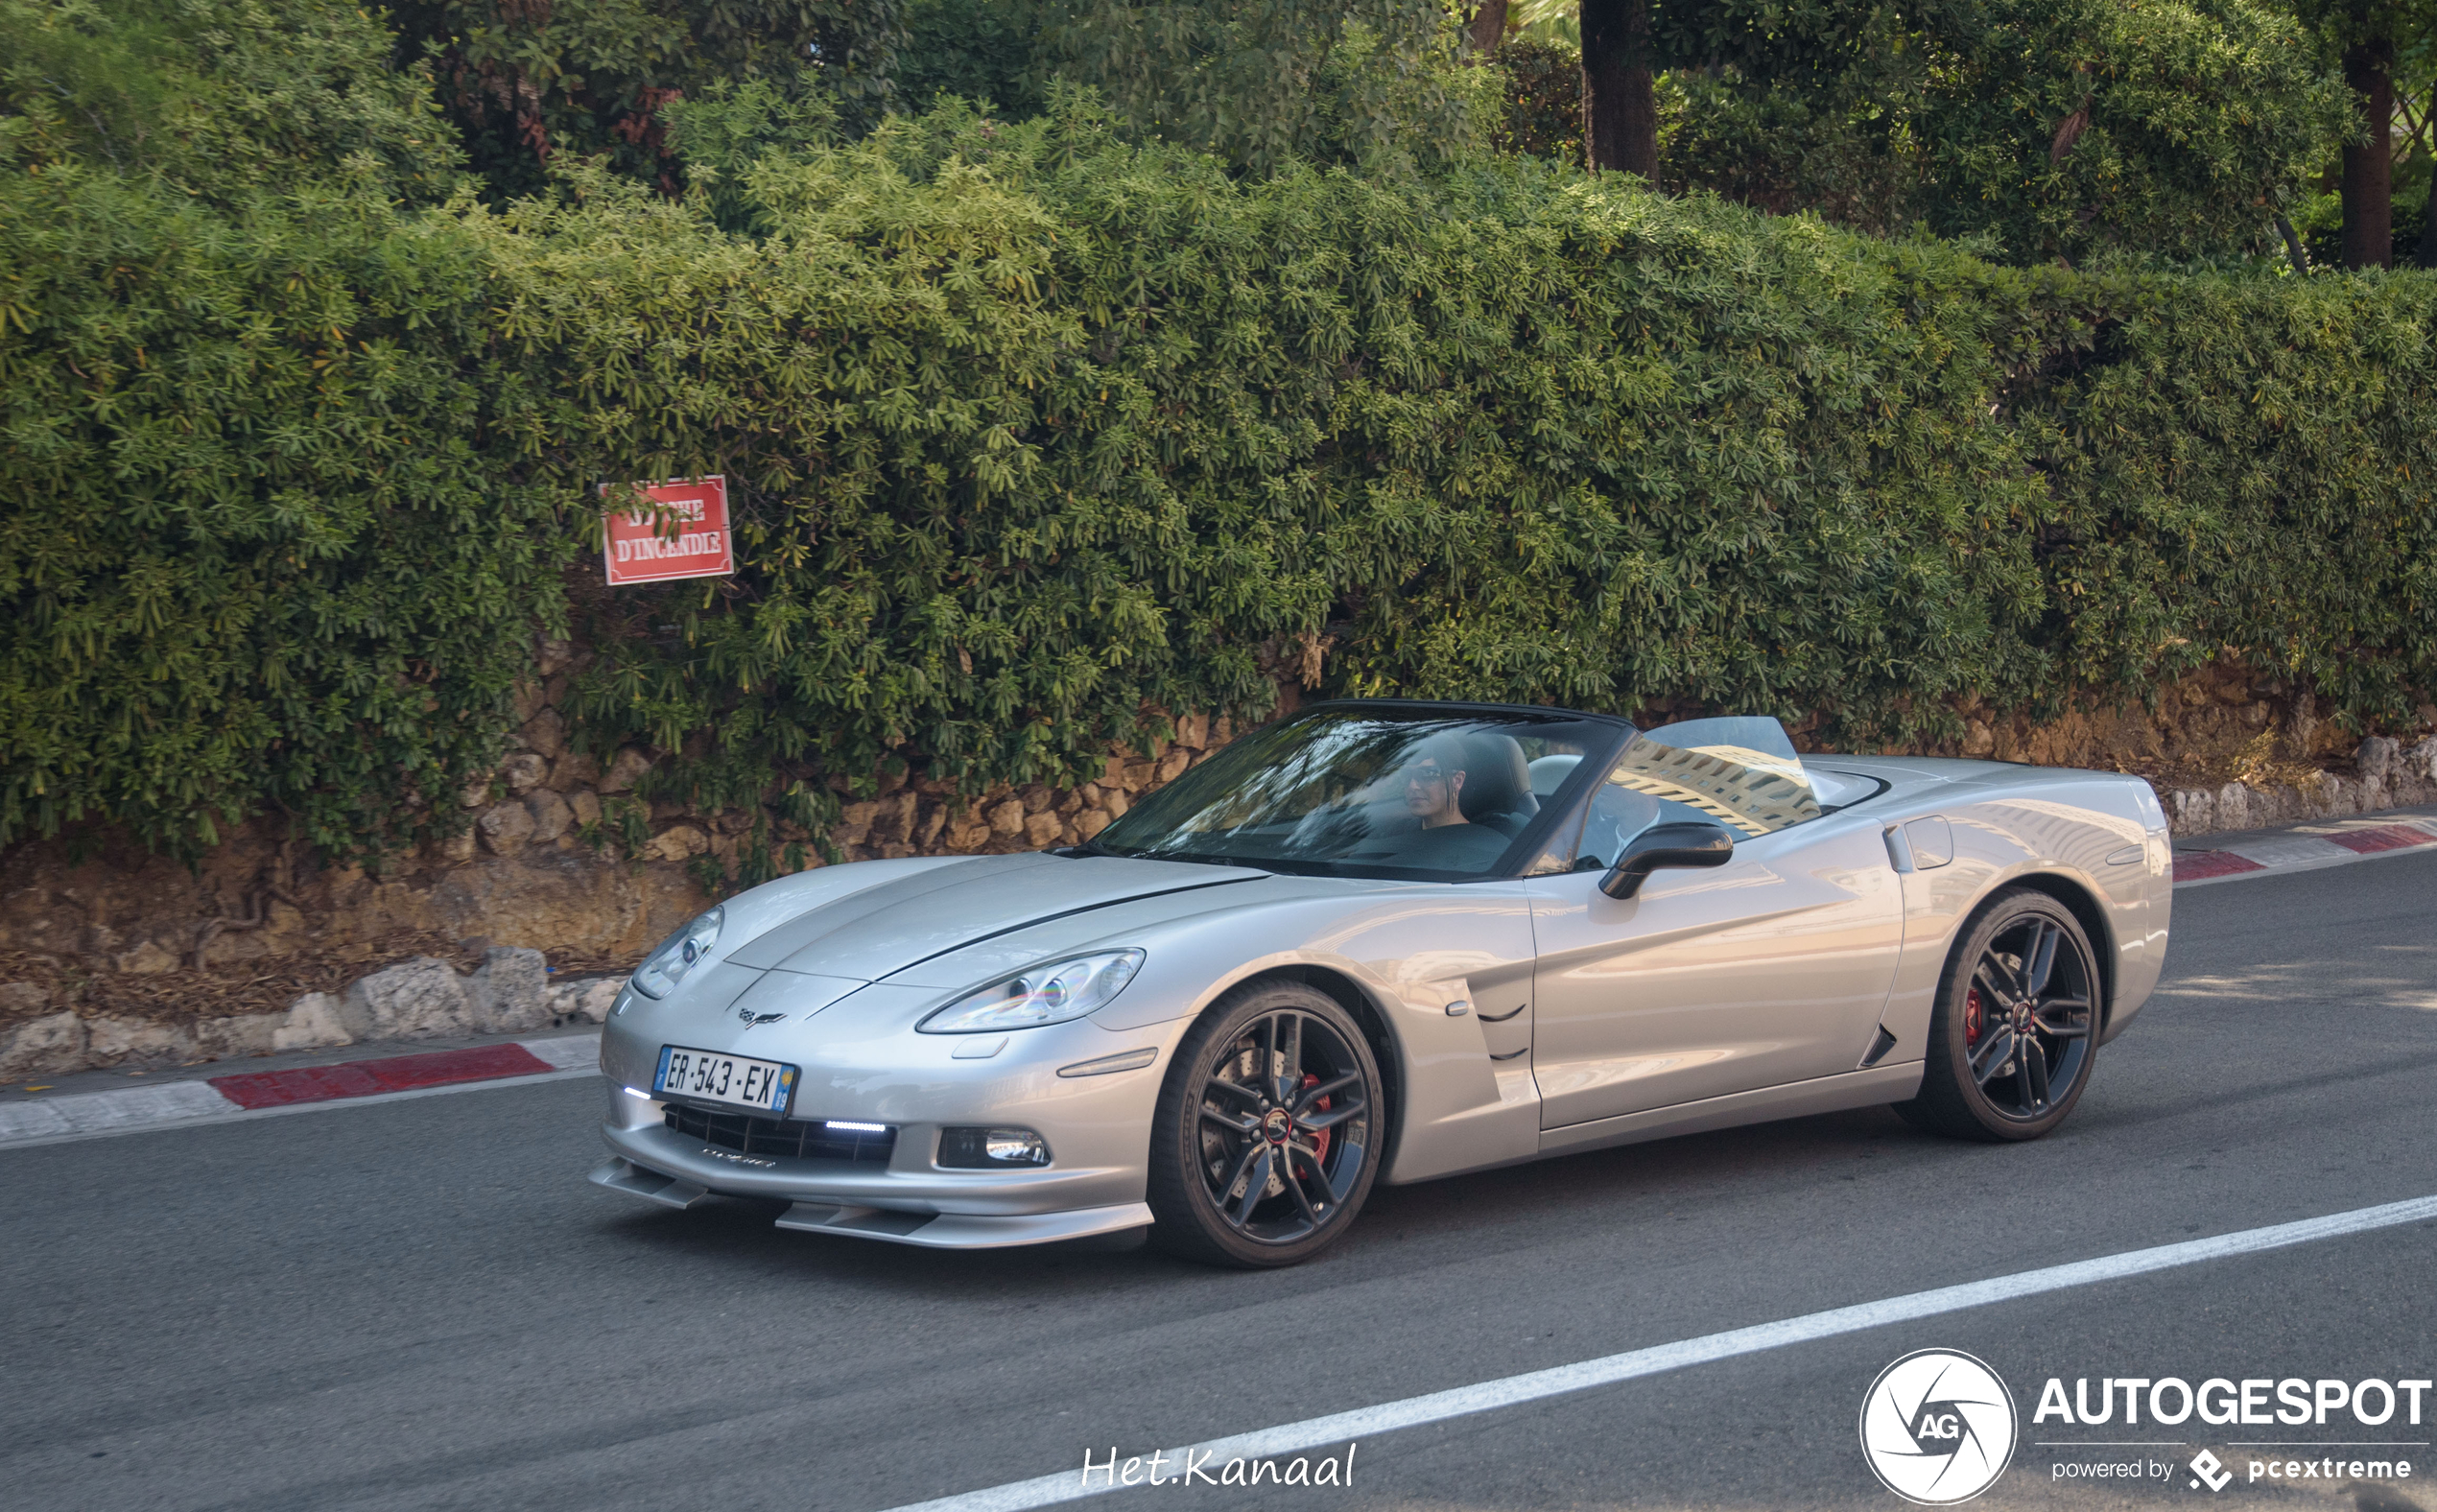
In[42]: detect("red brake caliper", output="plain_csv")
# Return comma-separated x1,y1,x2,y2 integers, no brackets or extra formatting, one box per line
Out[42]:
1297,1072,1332,1167
1964,986,1983,1046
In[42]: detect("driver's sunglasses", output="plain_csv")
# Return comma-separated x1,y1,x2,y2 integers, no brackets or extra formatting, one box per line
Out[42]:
1405,764,1448,787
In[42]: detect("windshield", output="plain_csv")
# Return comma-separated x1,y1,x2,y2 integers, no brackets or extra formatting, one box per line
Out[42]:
1092,707,1625,881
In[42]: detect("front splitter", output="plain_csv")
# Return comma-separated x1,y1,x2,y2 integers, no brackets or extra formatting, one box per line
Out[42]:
587,1158,1153,1249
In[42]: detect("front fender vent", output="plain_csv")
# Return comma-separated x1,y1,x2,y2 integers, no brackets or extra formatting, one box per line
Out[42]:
1857,1025,1899,1070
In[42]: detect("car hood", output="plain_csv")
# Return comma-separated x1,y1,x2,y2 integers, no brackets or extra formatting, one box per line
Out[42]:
722,851,1269,983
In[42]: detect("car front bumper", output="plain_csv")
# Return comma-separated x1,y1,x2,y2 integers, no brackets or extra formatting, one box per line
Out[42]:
586,984,1180,1247
590,1095,1155,1248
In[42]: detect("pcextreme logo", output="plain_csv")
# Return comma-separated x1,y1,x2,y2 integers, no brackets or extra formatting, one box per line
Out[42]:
2189,1450,2235,1491
1860,1350,2021,1504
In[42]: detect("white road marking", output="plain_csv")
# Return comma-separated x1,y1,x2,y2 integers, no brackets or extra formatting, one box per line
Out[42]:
878,1192,2437,1512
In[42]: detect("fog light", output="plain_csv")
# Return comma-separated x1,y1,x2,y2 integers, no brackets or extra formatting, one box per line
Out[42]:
938,1126,1052,1169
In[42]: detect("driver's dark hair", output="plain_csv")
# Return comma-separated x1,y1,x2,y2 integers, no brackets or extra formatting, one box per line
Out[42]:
1412,731,1469,777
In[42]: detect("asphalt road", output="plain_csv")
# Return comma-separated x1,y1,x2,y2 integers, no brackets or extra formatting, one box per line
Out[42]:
7,855,2436,1512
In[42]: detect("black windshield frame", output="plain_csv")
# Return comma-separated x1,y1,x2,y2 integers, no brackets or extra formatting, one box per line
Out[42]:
1080,700,1637,883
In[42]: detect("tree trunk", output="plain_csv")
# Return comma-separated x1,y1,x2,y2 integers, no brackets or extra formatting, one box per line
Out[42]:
1466,0,1509,61
2275,213,2310,276
2341,39,2393,270
1580,0,1657,177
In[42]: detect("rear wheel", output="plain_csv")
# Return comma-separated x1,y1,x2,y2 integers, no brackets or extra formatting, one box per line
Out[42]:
1897,889,2100,1141
1146,980,1383,1268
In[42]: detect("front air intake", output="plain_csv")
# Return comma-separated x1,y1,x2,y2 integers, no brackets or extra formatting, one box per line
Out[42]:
663,1104,896,1165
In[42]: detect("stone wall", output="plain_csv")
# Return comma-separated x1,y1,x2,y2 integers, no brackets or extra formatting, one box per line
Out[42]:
1894,657,2437,834
831,709,1232,860
1855,655,2436,788
0,950,624,1081
461,643,1237,870
0,658,1243,1079
2159,735,2437,836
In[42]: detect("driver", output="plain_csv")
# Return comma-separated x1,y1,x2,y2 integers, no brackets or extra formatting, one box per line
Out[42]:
1401,736,1471,830
1379,734,1509,869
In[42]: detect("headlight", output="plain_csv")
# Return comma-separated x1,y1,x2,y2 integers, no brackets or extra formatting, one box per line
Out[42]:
630,906,724,1000
916,950,1145,1034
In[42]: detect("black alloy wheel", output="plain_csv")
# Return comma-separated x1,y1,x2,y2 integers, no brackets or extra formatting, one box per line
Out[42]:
1146,980,1384,1267
1898,888,2101,1141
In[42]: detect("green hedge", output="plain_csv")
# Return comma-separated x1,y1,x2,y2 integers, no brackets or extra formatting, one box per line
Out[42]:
8,83,2437,860
0,0,566,857
484,97,2063,828
482,98,2437,836
2032,272,2437,718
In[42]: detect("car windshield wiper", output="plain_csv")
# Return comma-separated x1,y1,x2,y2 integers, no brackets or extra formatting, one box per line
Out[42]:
1148,850,1253,868
1094,844,1273,870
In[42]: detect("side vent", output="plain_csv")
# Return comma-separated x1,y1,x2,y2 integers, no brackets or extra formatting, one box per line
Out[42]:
1857,1026,1899,1069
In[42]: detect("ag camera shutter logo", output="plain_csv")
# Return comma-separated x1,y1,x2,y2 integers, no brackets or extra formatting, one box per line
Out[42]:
1859,1349,2019,1504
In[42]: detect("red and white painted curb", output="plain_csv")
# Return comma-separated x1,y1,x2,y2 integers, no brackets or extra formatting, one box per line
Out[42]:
2173,815,2437,887
0,1033,598,1150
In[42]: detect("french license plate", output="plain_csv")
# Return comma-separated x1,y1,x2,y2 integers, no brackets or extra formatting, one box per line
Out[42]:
653,1045,797,1116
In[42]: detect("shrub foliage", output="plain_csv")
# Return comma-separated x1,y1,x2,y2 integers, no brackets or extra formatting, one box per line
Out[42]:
479,95,2437,839
0,0,567,856
5,59,2436,859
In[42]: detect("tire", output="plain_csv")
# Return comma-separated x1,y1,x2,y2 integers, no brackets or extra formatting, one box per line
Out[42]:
1896,888,2102,1142
1146,980,1384,1268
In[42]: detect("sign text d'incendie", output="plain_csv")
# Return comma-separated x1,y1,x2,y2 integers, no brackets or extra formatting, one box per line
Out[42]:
601,476,735,585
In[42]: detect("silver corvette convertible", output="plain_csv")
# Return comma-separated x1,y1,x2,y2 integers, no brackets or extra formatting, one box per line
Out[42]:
590,700,2172,1266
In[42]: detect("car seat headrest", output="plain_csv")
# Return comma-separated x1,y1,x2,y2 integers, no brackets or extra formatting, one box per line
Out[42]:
1456,732,1538,824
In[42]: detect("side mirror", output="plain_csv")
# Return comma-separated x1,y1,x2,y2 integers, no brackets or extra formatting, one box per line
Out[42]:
1600,820,1736,900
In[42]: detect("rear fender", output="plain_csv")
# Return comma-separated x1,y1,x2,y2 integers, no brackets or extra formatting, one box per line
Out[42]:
1879,778,2165,1060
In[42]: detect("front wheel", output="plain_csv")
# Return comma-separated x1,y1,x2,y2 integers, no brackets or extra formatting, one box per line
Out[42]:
1145,980,1384,1268
1897,889,2101,1141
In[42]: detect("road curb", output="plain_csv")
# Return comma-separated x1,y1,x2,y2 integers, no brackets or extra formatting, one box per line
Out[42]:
2172,815,2437,888
0,1033,597,1149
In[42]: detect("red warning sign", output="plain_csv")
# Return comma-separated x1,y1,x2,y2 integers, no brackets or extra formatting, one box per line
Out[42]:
601,476,735,585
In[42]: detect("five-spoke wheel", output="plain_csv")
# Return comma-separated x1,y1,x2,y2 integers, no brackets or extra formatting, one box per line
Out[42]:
1899,889,2101,1141
1148,980,1382,1266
